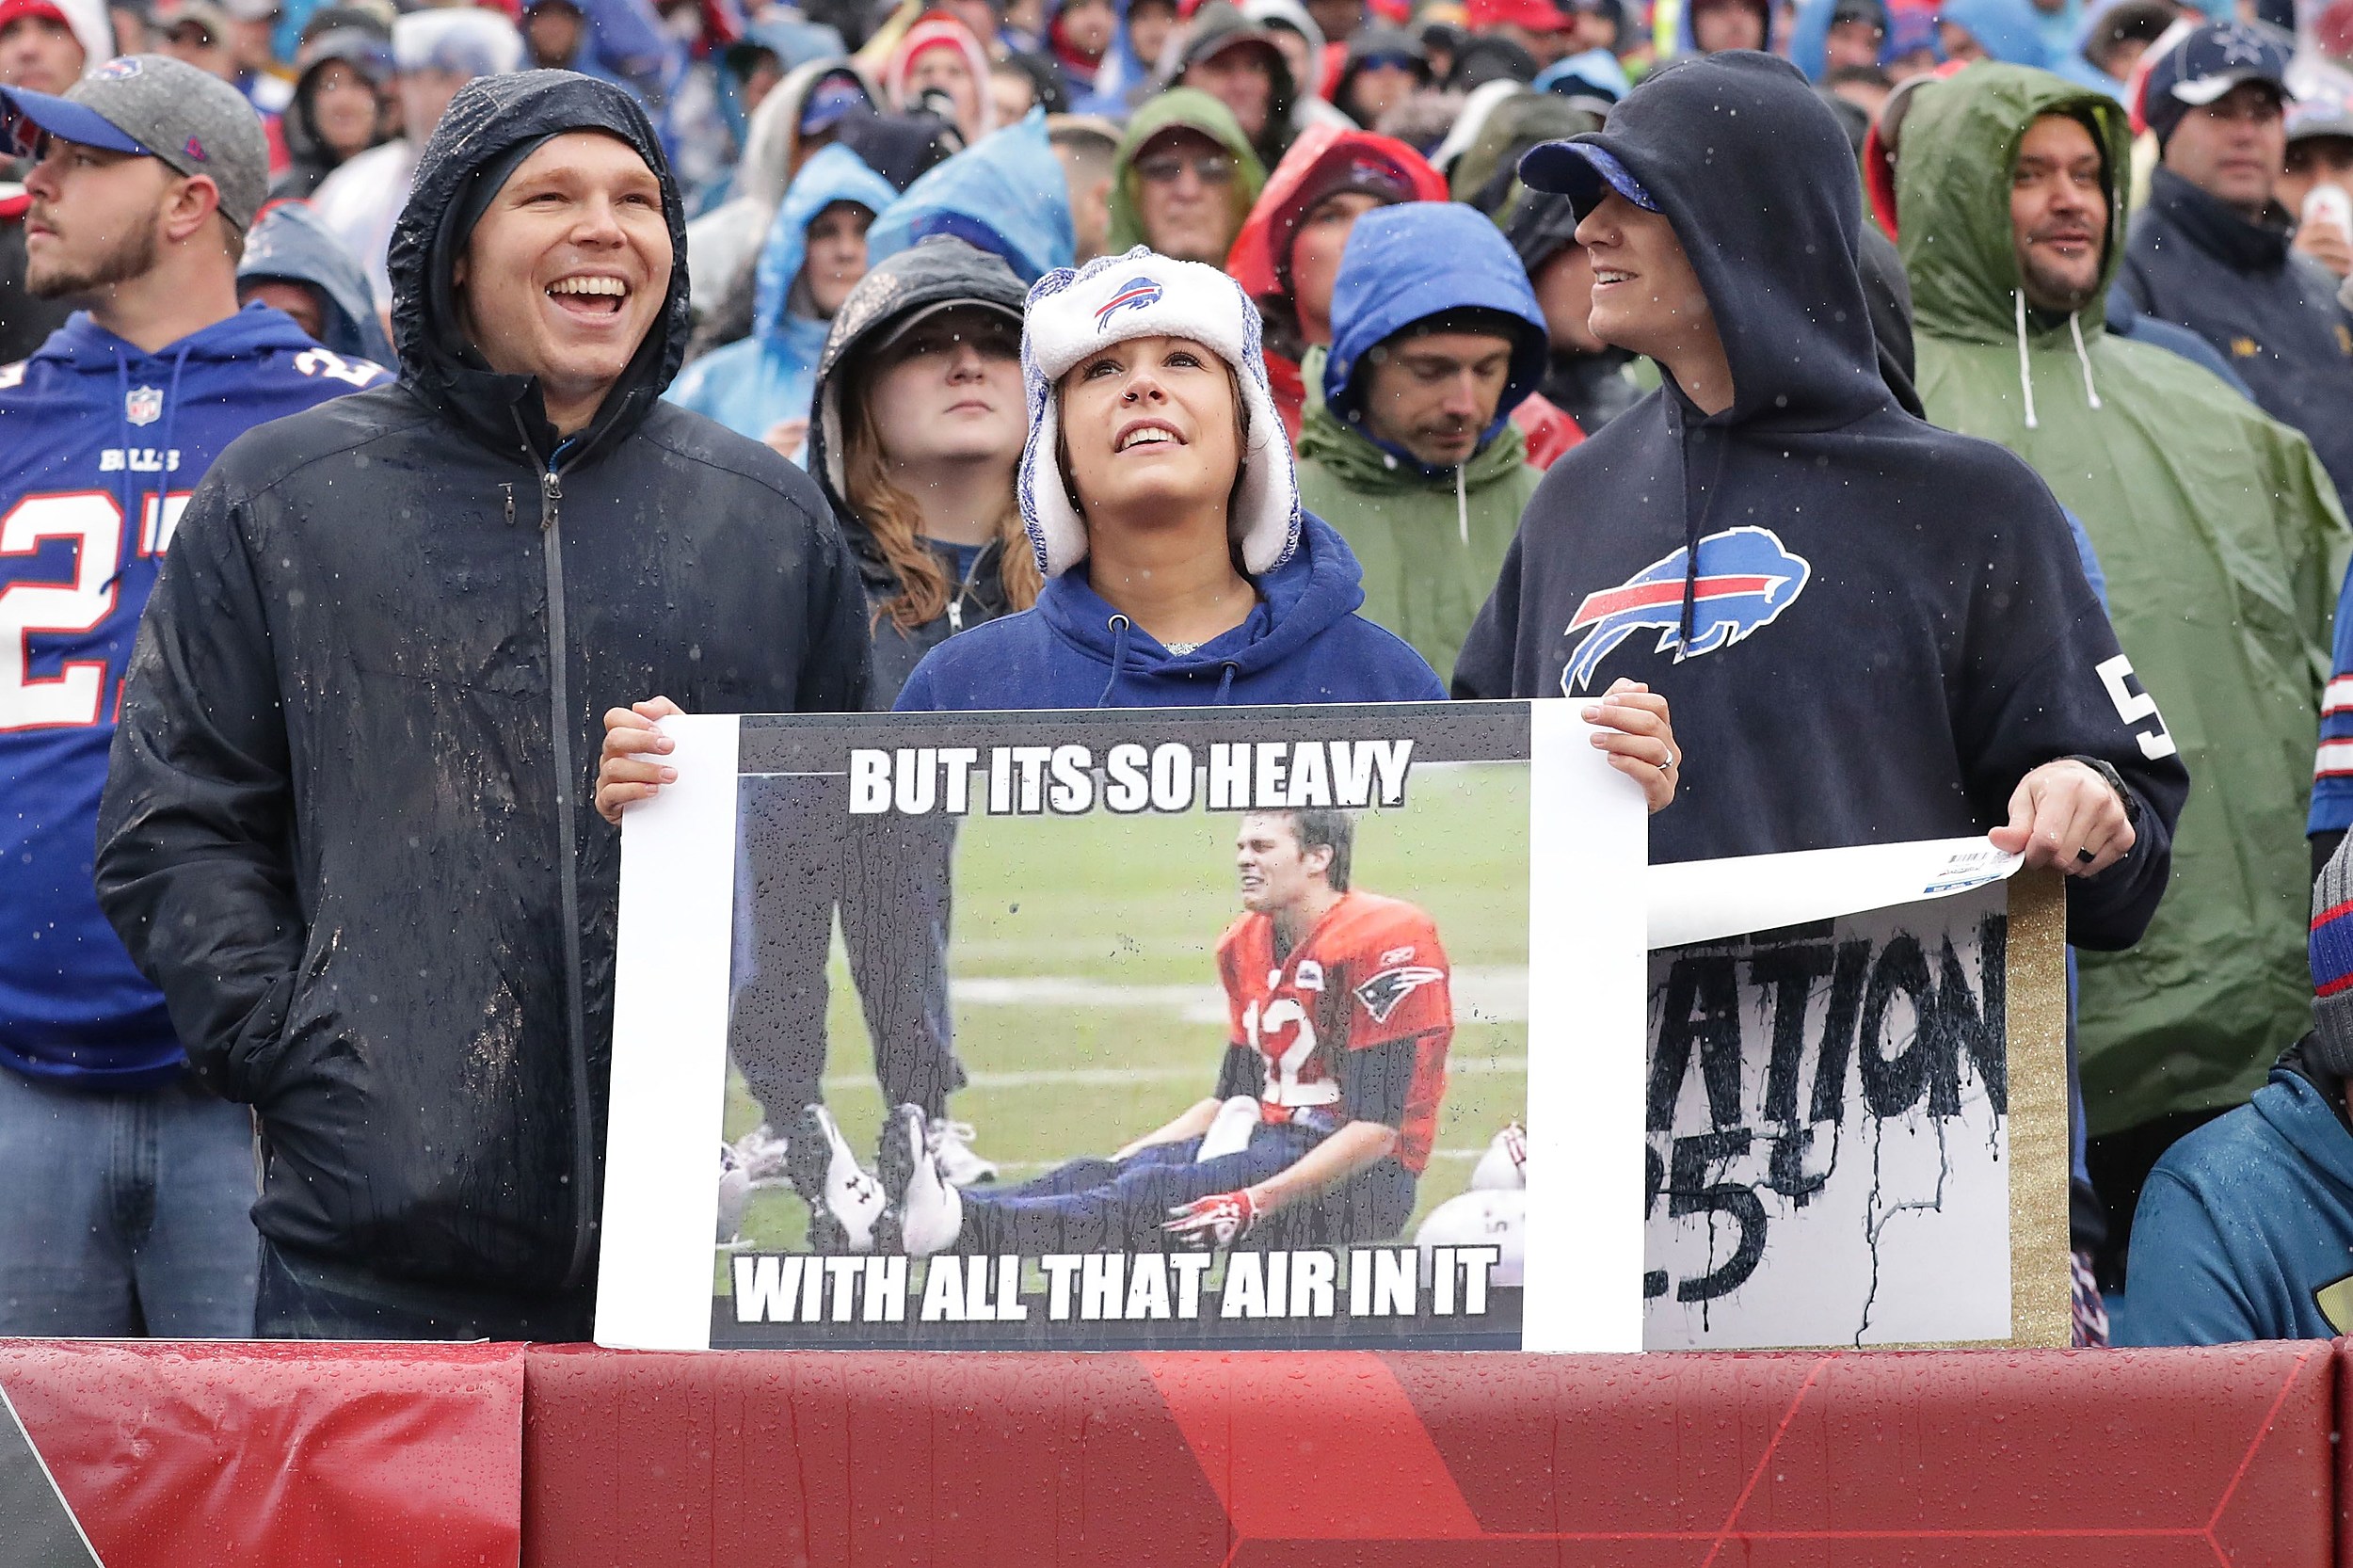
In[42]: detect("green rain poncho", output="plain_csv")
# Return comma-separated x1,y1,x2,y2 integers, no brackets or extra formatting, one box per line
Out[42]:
1898,64,2349,1134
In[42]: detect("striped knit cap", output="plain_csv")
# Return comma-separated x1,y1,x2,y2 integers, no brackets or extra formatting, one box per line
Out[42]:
2312,838,2353,1075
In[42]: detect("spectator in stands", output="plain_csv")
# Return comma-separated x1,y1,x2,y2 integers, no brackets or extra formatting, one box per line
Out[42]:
991,52,1068,121
667,144,894,456
1106,87,1265,263
236,198,394,362
882,10,995,147
1043,0,1116,100
2057,0,2177,102
1,0,110,361
1225,123,1444,435
1680,0,1772,53
1897,62,2348,1300
1470,0,1571,67
156,1,238,86
891,248,1453,711
1072,0,1176,117
2117,20,2353,504
1332,25,1430,130
1786,0,1886,79
310,6,521,313
1503,185,1641,433
1456,56,2185,960
267,17,392,200
0,55,384,1337
1048,112,1118,261
2280,96,2353,281
1172,3,1294,168
1296,201,1548,677
95,72,869,1340
2118,840,2353,1345
604,239,1036,1220
685,62,875,320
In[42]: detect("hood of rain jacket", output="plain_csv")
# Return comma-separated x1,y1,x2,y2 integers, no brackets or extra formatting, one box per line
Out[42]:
683,59,877,315
893,511,1445,709
1937,0,2054,63
1899,65,2349,1133
1454,52,2187,956
238,200,397,365
867,108,1076,283
93,71,872,1303
1107,88,1268,254
665,142,896,443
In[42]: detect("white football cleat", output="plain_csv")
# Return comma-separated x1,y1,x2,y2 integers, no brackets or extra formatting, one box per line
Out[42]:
925,1117,999,1186
877,1104,964,1256
1471,1121,1528,1191
717,1143,754,1247
1195,1095,1262,1160
784,1103,884,1253
731,1120,792,1188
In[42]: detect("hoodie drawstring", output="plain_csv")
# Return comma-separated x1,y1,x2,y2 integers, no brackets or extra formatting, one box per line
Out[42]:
1215,661,1238,703
1455,463,1469,549
1097,614,1132,707
2013,291,2039,431
2067,311,2103,410
105,344,192,578
111,356,134,530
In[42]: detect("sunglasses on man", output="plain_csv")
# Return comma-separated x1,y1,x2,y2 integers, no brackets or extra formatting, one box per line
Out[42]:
1135,150,1236,186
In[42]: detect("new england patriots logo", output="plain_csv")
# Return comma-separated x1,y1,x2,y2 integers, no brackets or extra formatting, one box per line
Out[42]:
1096,275,1162,330
1560,525,1811,695
1354,965,1444,1024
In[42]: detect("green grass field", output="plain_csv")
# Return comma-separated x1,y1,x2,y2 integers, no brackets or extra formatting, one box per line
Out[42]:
720,760,1529,1267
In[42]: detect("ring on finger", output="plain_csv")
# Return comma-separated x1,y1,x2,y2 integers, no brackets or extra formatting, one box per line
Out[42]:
2074,846,2096,865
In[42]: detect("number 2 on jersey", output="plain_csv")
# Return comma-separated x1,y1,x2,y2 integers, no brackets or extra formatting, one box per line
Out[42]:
1242,996,1335,1106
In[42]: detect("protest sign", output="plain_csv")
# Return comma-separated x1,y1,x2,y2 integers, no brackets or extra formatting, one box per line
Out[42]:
1644,847,2069,1349
596,701,1647,1352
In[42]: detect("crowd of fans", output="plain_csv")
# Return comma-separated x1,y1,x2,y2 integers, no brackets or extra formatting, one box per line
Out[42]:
4,0,2353,1349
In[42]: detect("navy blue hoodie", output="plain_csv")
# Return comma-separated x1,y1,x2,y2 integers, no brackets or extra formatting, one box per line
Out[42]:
1452,52,2187,952
895,512,1445,709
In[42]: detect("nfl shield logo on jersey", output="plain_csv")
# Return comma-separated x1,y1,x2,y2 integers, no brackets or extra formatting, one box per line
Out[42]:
125,386,164,426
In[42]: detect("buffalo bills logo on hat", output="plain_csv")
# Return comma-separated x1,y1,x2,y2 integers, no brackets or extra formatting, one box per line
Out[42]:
94,57,142,79
1095,275,1162,330
1560,524,1810,694
125,385,162,426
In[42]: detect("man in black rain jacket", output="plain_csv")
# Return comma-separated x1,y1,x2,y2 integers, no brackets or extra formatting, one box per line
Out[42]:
94,70,872,1339
1453,52,2187,953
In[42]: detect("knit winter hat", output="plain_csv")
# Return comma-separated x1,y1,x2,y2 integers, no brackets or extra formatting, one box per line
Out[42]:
2313,839,2353,1075
1016,245,1301,578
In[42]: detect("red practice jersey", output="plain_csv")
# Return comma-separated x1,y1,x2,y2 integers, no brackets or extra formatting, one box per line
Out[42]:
1213,889,1453,1173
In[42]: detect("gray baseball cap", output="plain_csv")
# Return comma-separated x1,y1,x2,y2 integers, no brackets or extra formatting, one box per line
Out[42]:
0,54,269,231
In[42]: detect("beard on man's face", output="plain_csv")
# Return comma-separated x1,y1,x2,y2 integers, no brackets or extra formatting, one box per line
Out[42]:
2018,241,2104,315
25,206,161,301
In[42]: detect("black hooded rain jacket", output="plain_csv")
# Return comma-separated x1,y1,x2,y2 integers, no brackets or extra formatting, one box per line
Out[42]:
1452,52,2187,952
95,71,870,1307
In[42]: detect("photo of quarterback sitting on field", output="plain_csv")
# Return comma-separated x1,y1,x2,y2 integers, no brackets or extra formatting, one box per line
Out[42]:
804,806,1455,1256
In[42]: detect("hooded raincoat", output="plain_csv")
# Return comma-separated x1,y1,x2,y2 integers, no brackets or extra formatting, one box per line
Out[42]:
1296,201,1549,678
1899,67,2347,1133
93,72,870,1314
1106,88,1268,255
866,110,1077,284
1454,53,2188,953
237,200,398,365
683,60,878,318
666,143,897,446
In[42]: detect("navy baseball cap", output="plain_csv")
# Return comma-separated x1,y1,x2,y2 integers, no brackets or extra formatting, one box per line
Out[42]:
1518,138,1661,216
2140,20,2294,144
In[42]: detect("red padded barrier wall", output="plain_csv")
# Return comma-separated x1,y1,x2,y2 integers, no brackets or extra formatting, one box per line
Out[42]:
0,1339,525,1568
523,1344,2334,1567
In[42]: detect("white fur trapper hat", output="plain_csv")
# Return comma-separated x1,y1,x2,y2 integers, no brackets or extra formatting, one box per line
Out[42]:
1016,246,1301,579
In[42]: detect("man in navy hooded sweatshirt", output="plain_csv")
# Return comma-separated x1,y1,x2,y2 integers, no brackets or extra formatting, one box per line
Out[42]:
0,55,385,1335
1454,51,2187,954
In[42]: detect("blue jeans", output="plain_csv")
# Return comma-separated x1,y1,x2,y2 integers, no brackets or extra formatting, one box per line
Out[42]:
0,1064,260,1336
958,1123,1417,1254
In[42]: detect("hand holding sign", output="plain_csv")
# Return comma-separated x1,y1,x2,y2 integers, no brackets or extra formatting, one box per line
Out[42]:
1990,760,2135,878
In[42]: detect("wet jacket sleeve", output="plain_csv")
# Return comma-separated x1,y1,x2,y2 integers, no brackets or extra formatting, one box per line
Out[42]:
1451,529,1526,699
93,477,303,1102
1954,498,2189,952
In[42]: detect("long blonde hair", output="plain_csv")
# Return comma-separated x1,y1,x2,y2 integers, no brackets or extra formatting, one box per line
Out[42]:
843,377,1040,632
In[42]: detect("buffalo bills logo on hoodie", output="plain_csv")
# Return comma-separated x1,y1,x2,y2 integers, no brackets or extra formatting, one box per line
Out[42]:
1095,276,1162,330
1561,525,1811,694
